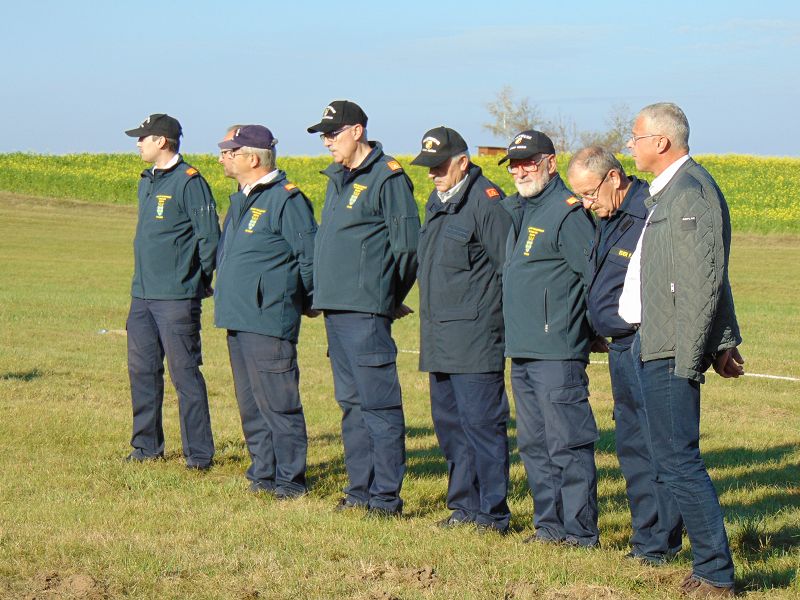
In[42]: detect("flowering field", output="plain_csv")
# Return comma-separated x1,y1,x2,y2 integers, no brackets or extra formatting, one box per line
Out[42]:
0,152,797,233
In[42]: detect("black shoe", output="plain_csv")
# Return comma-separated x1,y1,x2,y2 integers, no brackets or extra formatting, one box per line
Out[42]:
625,551,668,566
248,480,276,494
436,515,473,529
366,506,402,519
476,522,509,536
274,488,306,501
522,534,562,545
334,497,366,511
564,537,600,549
186,462,212,472
124,450,163,463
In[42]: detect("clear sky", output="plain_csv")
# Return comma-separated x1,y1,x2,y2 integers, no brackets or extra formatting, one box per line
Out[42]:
1,0,797,157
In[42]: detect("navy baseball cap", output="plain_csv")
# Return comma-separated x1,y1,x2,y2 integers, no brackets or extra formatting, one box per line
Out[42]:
410,126,469,168
497,130,555,165
307,100,368,134
125,113,182,139
218,125,277,150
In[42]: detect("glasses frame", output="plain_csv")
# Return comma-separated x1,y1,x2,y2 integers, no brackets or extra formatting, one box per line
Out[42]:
319,125,353,141
575,170,610,204
629,133,665,145
506,154,551,175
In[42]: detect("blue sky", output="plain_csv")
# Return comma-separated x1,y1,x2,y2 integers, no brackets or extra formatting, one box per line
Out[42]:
1,1,797,157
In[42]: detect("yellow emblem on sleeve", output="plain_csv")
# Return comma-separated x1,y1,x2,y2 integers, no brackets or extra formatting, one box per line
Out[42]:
565,196,579,206
386,160,402,171
185,167,198,176
284,183,297,191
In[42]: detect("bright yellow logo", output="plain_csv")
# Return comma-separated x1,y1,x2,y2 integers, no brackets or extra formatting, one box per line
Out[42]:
155,195,171,219
347,184,368,209
523,226,544,256
245,208,266,233
618,249,632,258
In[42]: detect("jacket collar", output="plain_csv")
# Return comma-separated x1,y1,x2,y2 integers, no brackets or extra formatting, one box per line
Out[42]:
645,158,696,209
426,163,482,216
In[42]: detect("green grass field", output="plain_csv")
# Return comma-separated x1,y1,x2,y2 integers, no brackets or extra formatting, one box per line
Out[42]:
0,184,798,598
0,153,798,234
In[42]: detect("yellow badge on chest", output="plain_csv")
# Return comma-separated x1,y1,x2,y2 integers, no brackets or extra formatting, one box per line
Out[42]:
348,184,368,209
245,208,266,233
155,195,171,219
523,227,544,256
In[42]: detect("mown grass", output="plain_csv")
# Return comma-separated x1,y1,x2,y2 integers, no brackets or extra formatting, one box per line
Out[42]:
0,152,798,234
0,193,798,599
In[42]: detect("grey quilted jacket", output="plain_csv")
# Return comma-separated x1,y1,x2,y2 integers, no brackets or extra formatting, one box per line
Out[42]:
640,158,741,383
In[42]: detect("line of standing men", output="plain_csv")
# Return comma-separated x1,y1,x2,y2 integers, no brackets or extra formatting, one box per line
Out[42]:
123,100,743,597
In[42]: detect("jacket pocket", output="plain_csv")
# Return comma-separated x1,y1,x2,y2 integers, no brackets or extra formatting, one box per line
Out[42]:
255,350,301,413
543,288,549,334
549,384,598,449
170,322,202,368
439,226,472,271
358,242,367,288
434,304,478,322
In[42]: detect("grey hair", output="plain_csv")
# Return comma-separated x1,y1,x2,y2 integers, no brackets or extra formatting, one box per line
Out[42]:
567,146,623,179
240,145,277,171
638,102,690,151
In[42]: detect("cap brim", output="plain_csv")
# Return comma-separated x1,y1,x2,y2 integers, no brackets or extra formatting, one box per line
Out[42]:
497,154,510,165
307,121,339,134
217,139,241,149
125,127,149,137
410,152,450,168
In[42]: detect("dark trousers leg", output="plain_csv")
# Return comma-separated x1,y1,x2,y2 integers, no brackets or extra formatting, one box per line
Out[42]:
450,372,511,529
324,311,405,513
610,345,683,558
127,297,166,458
512,358,599,546
148,299,214,466
227,331,275,486
635,351,734,585
238,331,307,494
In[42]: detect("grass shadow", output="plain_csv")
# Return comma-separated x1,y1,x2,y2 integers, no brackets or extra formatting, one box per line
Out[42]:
1,368,43,381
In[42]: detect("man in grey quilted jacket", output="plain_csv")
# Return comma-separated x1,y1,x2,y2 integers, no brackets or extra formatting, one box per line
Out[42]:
619,102,743,598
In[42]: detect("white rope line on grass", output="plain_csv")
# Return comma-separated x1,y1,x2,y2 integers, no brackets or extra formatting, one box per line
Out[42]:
99,332,800,382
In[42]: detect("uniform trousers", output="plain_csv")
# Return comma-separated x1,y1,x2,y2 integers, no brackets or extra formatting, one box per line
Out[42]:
430,371,511,529
227,330,307,495
610,342,683,560
324,311,406,513
511,358,599,546
126,297,214,467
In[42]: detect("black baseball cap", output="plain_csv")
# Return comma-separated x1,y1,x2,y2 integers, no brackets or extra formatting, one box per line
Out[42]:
497,130,555,165
218,125,277,150
410,126,469,168
125,113,182,139
307,100,368,134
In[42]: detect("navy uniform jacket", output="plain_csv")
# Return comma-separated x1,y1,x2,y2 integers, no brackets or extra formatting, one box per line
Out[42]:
214,171,317,343
131,157,220,300
417,164,511,373
586,177,648,348
313,142,420,317
502,174,595,361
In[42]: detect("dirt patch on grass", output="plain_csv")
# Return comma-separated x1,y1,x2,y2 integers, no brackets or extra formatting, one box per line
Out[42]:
544,584,633,600
26,571,108,599
349,562,437,598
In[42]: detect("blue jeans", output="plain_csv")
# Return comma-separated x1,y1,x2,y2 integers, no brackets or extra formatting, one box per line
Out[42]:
511,358,599,546
429,372,511,530
633,334,734,586
227,331,307,495
324,311,406,513
609,343,683,559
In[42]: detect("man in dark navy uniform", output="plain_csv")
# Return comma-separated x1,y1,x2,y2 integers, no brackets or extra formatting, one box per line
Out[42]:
214,125,317,499
307,101,419,517
411,126,513,533
501,130,599,547
124,113,220,469
567,146,683,564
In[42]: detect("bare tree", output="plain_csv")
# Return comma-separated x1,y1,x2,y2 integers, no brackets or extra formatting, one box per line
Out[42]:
483,86,544,141
542,113,580,154
579,103,633,154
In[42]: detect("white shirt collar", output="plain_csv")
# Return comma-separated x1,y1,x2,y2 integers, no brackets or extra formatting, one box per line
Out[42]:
437,174,469,203
153,153,181,173
649,154,690,196
242,170,279,196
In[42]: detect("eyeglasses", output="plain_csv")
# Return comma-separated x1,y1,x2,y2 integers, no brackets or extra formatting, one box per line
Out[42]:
219,149,248,159
575,171,609,204
319,125,353,141
507,155,551,175
629,133,664,144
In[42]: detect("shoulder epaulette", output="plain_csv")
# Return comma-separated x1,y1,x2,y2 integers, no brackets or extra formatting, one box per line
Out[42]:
185,167,199,177
565,195,580,206
386,160,403,172
284,183,298,192
485,187,500,199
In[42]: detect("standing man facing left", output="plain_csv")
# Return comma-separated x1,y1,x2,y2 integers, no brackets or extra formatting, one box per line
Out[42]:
411,126,513,533
214,125,317,498
307,100,419,517
124,113,220,469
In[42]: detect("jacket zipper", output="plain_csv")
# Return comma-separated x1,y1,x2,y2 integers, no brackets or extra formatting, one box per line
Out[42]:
543,288,549,333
